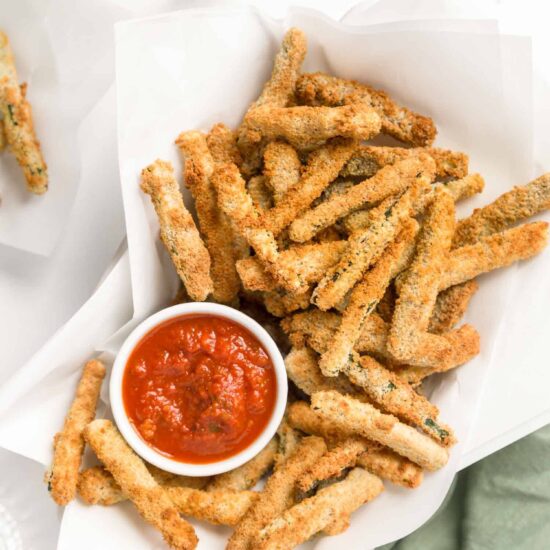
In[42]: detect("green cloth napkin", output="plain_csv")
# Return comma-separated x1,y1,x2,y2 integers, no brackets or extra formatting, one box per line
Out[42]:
378,424,550,550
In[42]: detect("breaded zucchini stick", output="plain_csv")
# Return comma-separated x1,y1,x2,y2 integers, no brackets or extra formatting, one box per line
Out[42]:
47,359,105,506
311,391,449,470
290,155,434,242
296,72,436,146
0,32,48,194
261,138,357,236
236,239,346,292
344,173,484,234
388,188,458,366
440,221,549,290
237,28,307,176
77,466,208,506
287,401,423,488
243,103,381,150
176,130,240,303
227,436,327,550
347,356,455,447
255,468,384,549
429,280,479,334
141,160,213,301
263,141,302,203
340,145,468,180
453,173,550,247
296,438,369,495
319,218,418,376
312,178,428,311
208,437,278,492
273,420,302,470
248,175,273,211
84,420,198,550
284,347,357,397
165,487,258,526
212,161,301,292
262,288,312,317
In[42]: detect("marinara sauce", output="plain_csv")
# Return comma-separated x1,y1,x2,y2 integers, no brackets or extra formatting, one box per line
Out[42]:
123,315,277,463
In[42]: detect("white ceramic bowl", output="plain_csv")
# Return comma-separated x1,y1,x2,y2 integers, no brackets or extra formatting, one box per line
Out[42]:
110,302,287,476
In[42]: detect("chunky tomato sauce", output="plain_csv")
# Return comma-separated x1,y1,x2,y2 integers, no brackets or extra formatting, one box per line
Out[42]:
123,315,277,463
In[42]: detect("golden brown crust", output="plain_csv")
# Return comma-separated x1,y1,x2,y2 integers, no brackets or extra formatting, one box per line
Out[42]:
207,438,277,492
440,221,549,290
255,468,384,549
141,159,213,301
453,173,550,247
296,438,368,494
287,401,423,488
238,28,307,176
0,32,48,194
341,145,468,180
296,72,436,146
388,188,456,366
311,391,448,471
262,287,312,317
236,240,346,292
165,487,258,526
312,177,429,311
243,103,381,150
289,155,433,243
84,420,198,550
318,218,418,376
247,175,273,211
263,141,302,203
429,280,479,334
227,436,327,550
260,138,357,236
48,359,105,506
176,130,240,303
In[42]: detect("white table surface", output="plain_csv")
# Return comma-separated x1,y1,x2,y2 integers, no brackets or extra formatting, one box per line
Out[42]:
1,0,548,548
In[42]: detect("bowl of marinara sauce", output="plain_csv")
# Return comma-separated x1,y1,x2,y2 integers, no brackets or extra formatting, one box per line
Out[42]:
110,302,287,476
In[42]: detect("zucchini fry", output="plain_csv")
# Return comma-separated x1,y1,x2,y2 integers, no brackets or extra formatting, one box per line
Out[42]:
296,72,436,146
340,145,468,180
346,356,455,447
255,468,384,549
453,173,550,246
227,436,327,550
263,141,301,203
208,437,277,492
77,466,208,506
284,347,357,397
84,420,198,550
262,288,312,317
141,160,213,301
429,280,479,334
440,221,549,290
296,438,369,495
236,239,346,292
237,28,307,176
319,218,418,376
261,138,357,236
244,103,381,150
311,391,449,471
248,175,273,211
165,487,258,526
0,32,48,194
313,178,428,311
47,359,105,505
176,130,240,303
287,401,423,488
388,188,457,365
289,155,434,243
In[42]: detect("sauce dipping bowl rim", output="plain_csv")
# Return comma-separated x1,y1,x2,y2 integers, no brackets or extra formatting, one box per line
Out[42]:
110,302,288,477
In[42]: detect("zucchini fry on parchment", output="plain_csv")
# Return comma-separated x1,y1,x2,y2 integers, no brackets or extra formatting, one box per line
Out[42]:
84,420,198,550
0,31,48,193
141,159,213,301
46,359,105,505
